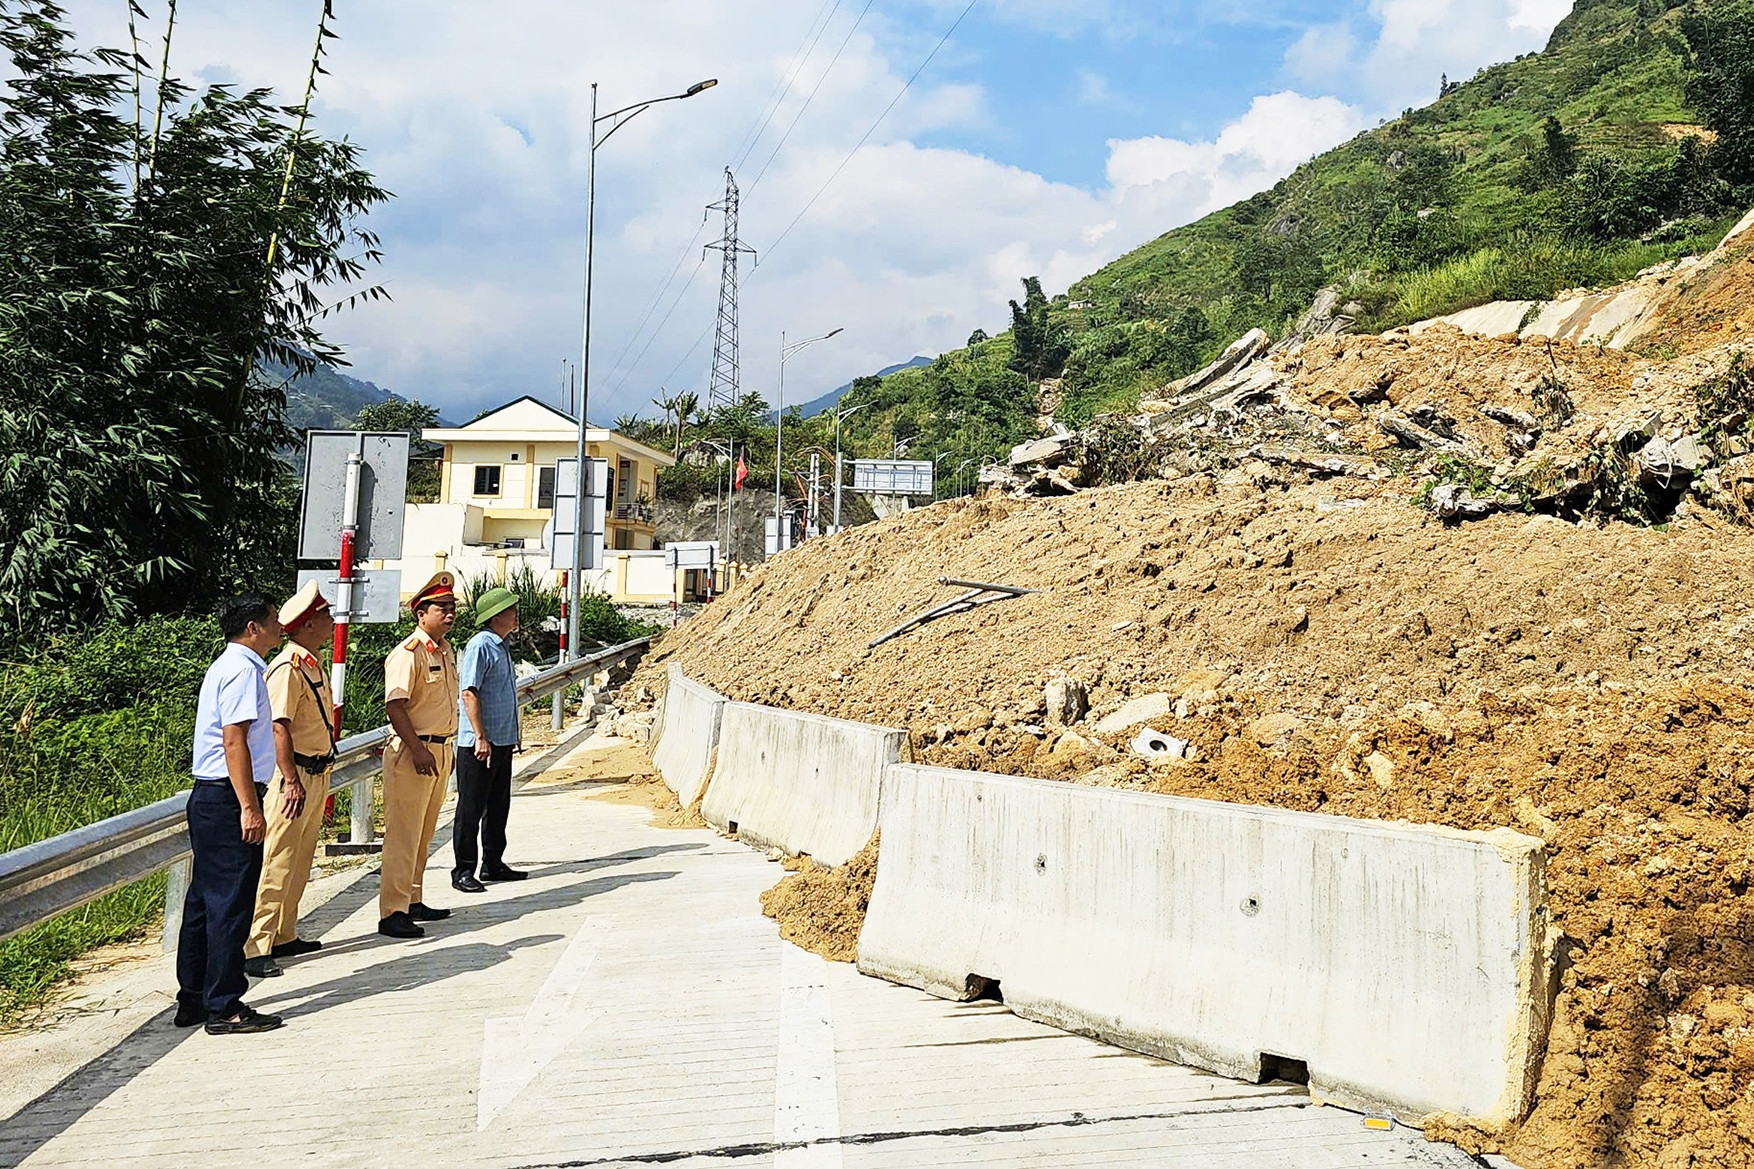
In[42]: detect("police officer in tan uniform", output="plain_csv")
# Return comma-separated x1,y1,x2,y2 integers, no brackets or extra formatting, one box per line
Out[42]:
378,571,460,939
245,581,337,978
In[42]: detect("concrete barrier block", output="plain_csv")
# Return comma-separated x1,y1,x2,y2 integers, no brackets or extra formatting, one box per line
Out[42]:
857,765,1550,1127
702,703,905,867
648,664,725,806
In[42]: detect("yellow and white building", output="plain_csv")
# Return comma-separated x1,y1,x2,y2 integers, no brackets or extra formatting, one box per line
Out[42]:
375,397,681,603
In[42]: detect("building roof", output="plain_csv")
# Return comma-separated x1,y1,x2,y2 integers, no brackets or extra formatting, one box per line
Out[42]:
423,396,675,467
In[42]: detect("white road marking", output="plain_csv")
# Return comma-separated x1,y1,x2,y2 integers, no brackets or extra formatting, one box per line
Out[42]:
477,915,606,1130
775,943,844,1168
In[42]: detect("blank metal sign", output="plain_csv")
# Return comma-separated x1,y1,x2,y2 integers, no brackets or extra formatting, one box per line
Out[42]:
851,459,934,496
295,568,403,625
298,431,410,562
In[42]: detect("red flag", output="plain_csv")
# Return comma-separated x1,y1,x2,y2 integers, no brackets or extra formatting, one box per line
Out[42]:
733,453,748,490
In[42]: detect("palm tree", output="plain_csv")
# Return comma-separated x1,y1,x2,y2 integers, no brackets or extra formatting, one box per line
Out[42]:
651,392,679,449
672,390,700,455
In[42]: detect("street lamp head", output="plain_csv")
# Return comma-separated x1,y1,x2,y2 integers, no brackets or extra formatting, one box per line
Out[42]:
824,327,844,339
686,79,719,97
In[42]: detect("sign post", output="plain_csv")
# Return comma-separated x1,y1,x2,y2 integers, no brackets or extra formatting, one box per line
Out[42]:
552,571,569,731
299,430,410,851
663,543,718,624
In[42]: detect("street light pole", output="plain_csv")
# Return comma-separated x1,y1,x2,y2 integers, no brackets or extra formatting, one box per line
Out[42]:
832,400,874,533
567,77,717,661
776,327,843,551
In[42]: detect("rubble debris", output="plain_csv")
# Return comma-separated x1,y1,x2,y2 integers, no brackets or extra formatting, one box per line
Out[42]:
1635,434,1708,488
865,578,1041,649
1130,727,1190,760
1143,327,1272,408
1428,484,1518,522
1045,675,1089,726
1093,693,1173,735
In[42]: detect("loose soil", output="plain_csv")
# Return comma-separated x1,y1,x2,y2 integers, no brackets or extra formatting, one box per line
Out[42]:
758,837,879,964
633,474,1754,1169
526,736,704,829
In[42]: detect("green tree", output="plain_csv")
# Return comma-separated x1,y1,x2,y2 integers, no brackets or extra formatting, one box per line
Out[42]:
671,390,700,454
0,3,388,637
1684,1,1754,191
1007,277,1068,380
357,399,441,502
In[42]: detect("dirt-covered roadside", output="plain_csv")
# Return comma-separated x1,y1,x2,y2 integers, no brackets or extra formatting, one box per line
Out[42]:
632,476,1754,1169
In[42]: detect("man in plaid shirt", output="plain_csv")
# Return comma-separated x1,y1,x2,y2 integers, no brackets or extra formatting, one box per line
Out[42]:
451,587,526,892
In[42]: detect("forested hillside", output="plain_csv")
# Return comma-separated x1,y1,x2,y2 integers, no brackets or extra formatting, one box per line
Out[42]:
835,0,1754,441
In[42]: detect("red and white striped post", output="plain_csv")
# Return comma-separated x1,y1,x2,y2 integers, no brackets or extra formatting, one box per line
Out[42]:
551,570,569,730
333,446,371,847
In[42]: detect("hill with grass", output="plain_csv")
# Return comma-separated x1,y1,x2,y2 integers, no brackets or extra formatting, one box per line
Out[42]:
831,0,1754,448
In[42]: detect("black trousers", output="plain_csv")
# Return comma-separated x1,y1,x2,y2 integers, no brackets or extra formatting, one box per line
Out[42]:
453,743,514,878
176,781,265,1017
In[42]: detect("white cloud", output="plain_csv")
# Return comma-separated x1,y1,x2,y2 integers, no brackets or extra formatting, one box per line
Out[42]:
1285,24,1360,83
1106,93,1367,217
1508,0,1574,32
1285,0,1570,109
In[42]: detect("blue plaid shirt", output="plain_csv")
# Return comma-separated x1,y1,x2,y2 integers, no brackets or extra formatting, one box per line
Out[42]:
457,629,519,747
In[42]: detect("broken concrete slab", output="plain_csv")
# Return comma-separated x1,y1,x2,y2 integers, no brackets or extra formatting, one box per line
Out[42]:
1009,432,1076,468
1094,693,1174,735
1157,328,1271,403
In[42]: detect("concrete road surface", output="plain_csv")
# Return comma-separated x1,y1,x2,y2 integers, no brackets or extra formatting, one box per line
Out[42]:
0,735,1484,1168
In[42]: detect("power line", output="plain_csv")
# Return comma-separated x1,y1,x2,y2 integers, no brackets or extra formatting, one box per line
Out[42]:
660,319,716,390
600,217,710,387
605,251,709,397
598,0,841,403
729,0,844,173
745,0,877,197
762,0,980,263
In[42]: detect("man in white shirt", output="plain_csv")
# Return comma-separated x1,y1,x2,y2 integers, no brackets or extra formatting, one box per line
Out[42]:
174,594,287,1035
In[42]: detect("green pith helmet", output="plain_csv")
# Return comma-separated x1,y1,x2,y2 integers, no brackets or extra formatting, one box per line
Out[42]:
475,586,519,623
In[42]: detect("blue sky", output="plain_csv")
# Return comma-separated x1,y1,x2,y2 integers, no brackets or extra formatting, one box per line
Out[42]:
58,0,1573,420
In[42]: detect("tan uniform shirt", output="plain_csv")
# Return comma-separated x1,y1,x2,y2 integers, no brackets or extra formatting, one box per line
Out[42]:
384,633,458,739
265,644,335,761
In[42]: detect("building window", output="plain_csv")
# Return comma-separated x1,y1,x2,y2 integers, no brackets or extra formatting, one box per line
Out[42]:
614,528,633,550
537,466,556,510
473,465,501,496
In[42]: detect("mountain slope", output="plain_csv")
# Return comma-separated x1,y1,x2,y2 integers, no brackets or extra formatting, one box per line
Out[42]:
840,0,1750,443
793,357,932,419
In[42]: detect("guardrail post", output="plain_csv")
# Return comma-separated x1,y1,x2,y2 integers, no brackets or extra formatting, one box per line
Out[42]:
161,858,189,954
351,768,375,850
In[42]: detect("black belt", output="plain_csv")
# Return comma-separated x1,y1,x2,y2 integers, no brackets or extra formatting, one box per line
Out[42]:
293,751,335,774
416,734,453,745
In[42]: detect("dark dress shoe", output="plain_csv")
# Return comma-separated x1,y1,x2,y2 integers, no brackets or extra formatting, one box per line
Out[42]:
452,874,487,893
173,1001,208,1028
243,956,283,979
271,938,322,958
378,911,425,939
407,902,451,922
481,865,527,882
205,1005,284,1035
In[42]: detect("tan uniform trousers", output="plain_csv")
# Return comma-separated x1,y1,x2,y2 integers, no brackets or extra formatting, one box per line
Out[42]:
379,738,453,918
247,767,331,959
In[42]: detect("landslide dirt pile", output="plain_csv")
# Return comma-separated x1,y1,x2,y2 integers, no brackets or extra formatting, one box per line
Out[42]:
758,837,878,964
996,214,1754,530
635,477,1754,1169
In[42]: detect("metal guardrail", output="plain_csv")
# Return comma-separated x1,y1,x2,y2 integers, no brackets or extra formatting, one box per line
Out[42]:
0,638,651,945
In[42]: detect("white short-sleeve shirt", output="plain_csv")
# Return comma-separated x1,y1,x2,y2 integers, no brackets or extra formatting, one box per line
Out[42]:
191,642,276,782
